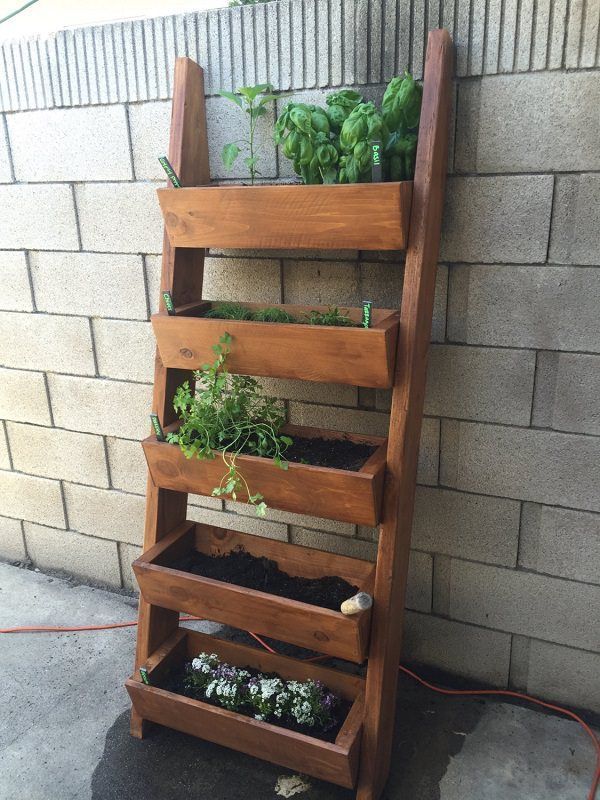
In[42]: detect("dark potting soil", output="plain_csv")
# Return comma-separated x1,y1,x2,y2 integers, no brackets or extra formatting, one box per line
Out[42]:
178,548,359,611
284,435,377,471
161,662,351,743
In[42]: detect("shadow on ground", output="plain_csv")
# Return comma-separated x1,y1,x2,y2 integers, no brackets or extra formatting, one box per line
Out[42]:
91,673,485,800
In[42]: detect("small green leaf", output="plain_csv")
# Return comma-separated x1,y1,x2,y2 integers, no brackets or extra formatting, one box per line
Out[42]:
280,435,293,446
221,143,241,171
219,90,243,108
237,83,271,101
245,156,260,169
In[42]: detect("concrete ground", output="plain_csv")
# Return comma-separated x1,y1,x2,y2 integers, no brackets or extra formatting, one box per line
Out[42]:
0,561,597,800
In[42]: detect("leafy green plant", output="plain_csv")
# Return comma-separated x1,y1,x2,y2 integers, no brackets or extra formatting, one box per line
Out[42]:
252,307,297,323
205,302,253,321
275,72,422,184
220,84,281,185
302,306,354,327
166,334,292,516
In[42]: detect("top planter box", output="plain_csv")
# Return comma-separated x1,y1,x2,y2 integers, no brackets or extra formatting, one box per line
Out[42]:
157,182,413,251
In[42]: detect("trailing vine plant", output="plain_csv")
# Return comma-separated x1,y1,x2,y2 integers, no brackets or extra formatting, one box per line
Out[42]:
166,334,292,516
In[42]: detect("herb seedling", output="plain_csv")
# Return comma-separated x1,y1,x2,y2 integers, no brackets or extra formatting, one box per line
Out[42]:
252,307,297,323
220,84,282,185
303,306,355,327
166,334,292,516
205,302,254,321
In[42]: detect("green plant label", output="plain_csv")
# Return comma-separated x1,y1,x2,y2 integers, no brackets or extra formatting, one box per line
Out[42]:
362,300,373,329
162,291,175,315
150,413,165,441
139,667,150,685
371,140,382,182
158,156,182,188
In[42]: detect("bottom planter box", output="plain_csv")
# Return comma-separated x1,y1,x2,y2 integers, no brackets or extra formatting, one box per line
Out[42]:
133,521,375,662
126,627,364,788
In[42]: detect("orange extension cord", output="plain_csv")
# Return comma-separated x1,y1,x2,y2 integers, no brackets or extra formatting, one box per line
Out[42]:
2,619,599,800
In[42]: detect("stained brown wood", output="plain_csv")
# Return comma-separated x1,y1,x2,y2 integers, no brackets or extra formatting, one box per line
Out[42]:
356,29,453,800
142,424,387,527
133,522,375,662
131,55,210,738
152,302,400,388
158,181,412,250
127,628,364,788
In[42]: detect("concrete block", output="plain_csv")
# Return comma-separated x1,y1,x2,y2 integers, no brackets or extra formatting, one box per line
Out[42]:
531,0,552,69
447,558,600,652
0,312,95,375
403,611,512,686
106,436,147,495
203,257,282,303
0,252,33,311
48,375,152,440
440,176,553,263
549,174,600,265
188,494,225,512
523,639,600,713
288,403,439,485
76,182,163,254
188,505,288,542
519,503,600,585
128,101,171,180
144,254,161,315
456,73,600,173
283,260,361,306
406,550,433,613
0,426,9,469
441,420,600,513
425,345,535,425
93,320,154,383
547,0,568,68
119,541,142,592
24,523,121,588
0,116,12,181
0,367,51,426
30,252,147,320
7,106,132,181
258,378,357,408
565,0,584,67
413,486,521,566
0,516,26,562
532,352,600,436
0,469,65,528
290,527,376,560
226,500,356,537
448,265,600,352
0,184,78,250
63,484,145,545
7,423,109,488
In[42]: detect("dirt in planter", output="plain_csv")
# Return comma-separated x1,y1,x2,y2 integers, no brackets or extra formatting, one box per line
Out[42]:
161,662,352,743
178,548,359,611
284,435,377,471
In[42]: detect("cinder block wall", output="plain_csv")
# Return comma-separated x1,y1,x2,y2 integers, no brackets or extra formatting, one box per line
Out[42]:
0,1,598,712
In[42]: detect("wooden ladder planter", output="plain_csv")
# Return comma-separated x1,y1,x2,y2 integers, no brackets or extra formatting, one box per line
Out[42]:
133,521,374,662
152,301,400,388
131,29,452,800
126,628,365,788
142,423,387,526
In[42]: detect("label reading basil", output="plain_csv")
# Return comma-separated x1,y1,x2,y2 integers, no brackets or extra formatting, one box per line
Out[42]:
158,156,182,188
162,291,175,315
371,141,382,183
150,413,165,442
362,300,373,329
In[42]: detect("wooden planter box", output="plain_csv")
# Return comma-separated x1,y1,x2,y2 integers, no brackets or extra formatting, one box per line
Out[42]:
133,521,375,662
142,424,387,527
126,628,364,788
152,301,399,388
157,182,413,250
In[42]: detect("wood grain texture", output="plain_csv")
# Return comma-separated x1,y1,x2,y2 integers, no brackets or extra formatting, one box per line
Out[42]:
152,303,400,388
133,522,375,662
127,628,364,788
132,56,210,739
142,424,387,527
356,29,453,800
158,182,413,250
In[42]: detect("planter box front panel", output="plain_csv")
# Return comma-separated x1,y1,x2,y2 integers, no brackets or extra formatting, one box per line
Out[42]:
157,182,412,250
142,424,387,526
133,522,375,662
126,628,364,788
152,302,400,389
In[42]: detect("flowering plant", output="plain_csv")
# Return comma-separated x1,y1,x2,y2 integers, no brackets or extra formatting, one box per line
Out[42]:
183,652,340,730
